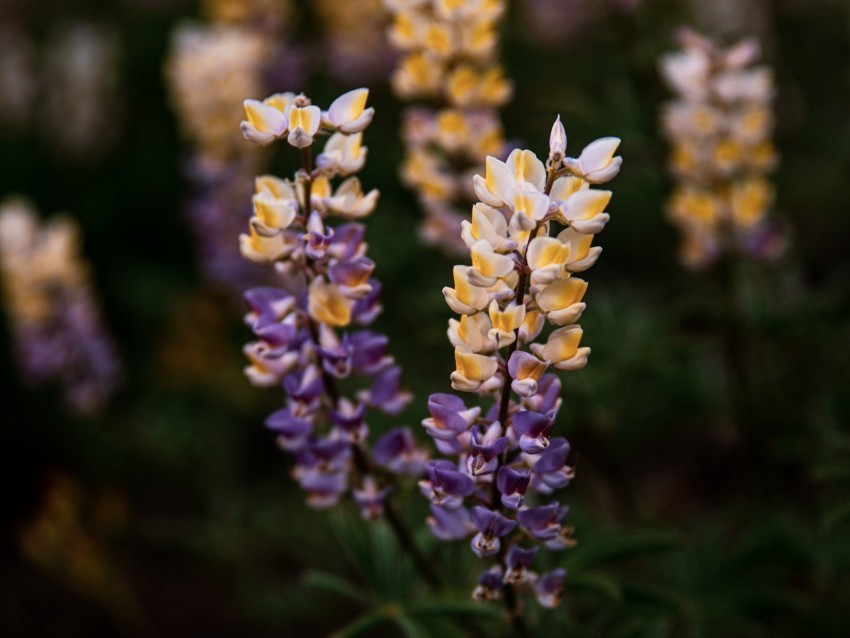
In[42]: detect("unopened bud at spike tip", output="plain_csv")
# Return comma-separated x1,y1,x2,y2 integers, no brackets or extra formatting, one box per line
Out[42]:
549,115,567,157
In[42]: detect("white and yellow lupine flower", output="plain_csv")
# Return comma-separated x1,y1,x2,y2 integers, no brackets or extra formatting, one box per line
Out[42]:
241,94,291,145
448,311,495,353
508,351,548,398
531,325,590,372
393,51,443,98
323,88,375,134
472,149,546,208
469,239,515,286
487,300,525,349
243,340,299,387
307,276,352,327
324,177,380,219
527,236,570,286
239,223,289,262
451,345,499,392
564,137,623,185
317,132,368,176
534,277,588,326
660,29,782,266
284,103,322,148
443,265,491,315
558,228,602,273
461,203,515,253
518,308,544,344
557,189,612,235
251,189,298,235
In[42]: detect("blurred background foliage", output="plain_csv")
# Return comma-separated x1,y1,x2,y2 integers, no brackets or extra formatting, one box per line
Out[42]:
2,0,850,636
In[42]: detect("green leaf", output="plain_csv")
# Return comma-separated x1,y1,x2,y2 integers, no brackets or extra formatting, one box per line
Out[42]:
407,599,502,620
304,569,373,605
330,610,390,638
566,530,683,572
568,571,624,602
395,614,431,638
822,499,850,533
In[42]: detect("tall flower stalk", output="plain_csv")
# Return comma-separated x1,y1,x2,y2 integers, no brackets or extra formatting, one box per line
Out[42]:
386,0,513,255
0,199,123,414
660,28,784,269
421,117,621,625
238,89,438,585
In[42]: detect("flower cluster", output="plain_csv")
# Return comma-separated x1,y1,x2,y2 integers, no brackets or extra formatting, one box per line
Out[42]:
421,118,621,608
386,0,513,255
0,199,123,414
42,22,122,162
660,28,785,268
165,2,305,295
315,0,395,84
239,89,428,513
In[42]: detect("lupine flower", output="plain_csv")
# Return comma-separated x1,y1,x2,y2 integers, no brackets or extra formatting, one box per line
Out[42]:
660,28,785,268
419,117,621,608
534,568,567,608
386,0,513,255
239,88,420,514
0,199,122,414
166,6,306,296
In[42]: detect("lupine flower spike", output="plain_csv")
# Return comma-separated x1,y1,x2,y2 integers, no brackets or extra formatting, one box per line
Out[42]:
238,89,431,525
422,117,621,615
386,0,514,255
660,28,785,268
0,199,123,413
165,0,306,296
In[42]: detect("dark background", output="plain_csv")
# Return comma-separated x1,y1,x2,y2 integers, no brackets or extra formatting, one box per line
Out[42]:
1,0,849,636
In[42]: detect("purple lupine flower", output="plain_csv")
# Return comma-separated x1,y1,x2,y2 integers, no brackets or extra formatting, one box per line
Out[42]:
373,427,429,477
245,287,295,324
522,373,562,415
303,211,335,260
329,257,375,299
316,325,353,378
528,437,574,494
326,223,366,261
265,407,313,451
284,364,325,404
472,565,503,601
517,503,574,550
513,410,556,454
422,393,480,441
353,476,391,520
504,545,538,585
419,460,476,509
496,466,531,510
357,365,412,415
330,398,367,442
534,568,566,608
351,278,383,325
467,422,509,476
295,466,349,509
470,506,517,557
349,331,392,376
428,504,474,540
